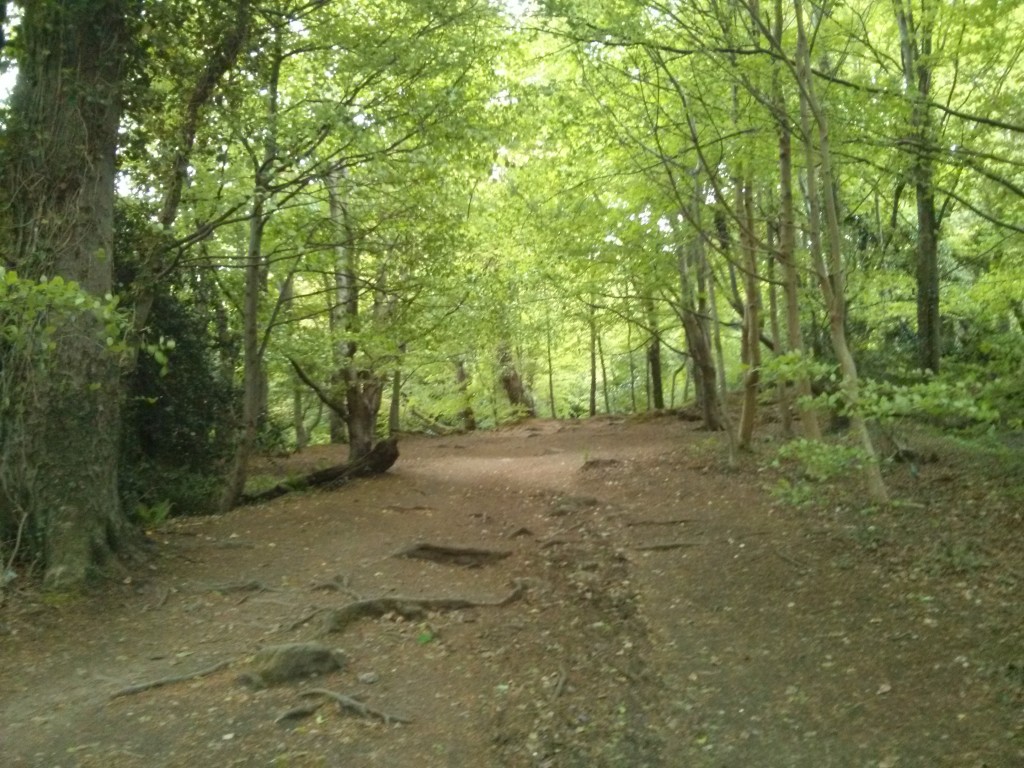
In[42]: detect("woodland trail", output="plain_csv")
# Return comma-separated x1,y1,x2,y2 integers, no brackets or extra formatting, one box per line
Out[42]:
0,416,1021,767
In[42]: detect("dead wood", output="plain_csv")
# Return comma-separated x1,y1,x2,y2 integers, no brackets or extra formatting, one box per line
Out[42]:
294,584,526,636
299,688,412,725
110,660,231,699
394,542,512,567
239,438,399,505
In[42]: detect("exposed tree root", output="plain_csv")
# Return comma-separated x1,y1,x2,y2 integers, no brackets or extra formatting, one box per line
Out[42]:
110,660,231,699
299,687,412,724
394,542,512,567
290,584,526,636
631,542,699,552
626,518,696,527
274,701,325,725
239,438,399,505
201,579,276,594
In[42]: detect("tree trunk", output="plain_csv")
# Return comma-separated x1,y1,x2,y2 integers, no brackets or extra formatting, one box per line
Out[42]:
220,40,281,510
0,0,134,588
588,304,599,417
895,0,941,373
221,184,268,509
795,0,888,504
326,168,385,461
499,344,536,417
545,316,558,418
455,360,477,431
643,296,666,410
771,3,821,439
597,331,611,413
678,173,724,432
736,181,762,450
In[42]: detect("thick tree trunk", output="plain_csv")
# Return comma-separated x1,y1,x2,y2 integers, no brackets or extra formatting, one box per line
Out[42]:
499,345,536,417
345,374,384,461
0,0,134,587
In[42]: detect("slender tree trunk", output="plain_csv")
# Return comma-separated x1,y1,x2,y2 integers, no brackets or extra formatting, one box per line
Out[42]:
0,0,134,587
737,181,762,450
455,360,477,431
221,40,281,510
597,331,611,413
771,3,821,439
588,305,599,417
327,167,385,460
895,0,941,373
389,370,402,435
678,173,725,431
795,0,888,504
545,320,558,418
643,297,666,410
293,384,310,451
221,184,268,509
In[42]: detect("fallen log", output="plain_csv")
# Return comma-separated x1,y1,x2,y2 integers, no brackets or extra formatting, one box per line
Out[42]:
240,438,399,505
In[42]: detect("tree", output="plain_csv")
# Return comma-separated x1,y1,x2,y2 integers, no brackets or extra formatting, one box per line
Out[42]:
0,0,136,587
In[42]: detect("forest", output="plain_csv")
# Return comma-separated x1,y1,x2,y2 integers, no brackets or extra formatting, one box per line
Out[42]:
1,0,1023,590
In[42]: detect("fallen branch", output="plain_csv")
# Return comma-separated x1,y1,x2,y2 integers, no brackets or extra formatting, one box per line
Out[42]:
299,688,412,725
240,438,399,505
110,660,231,699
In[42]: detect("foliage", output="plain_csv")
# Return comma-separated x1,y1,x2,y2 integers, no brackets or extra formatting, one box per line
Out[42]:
0,268,125,359
773,438,868,484
119,288,236,516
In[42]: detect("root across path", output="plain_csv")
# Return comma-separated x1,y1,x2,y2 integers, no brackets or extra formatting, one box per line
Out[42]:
0,417,1021,767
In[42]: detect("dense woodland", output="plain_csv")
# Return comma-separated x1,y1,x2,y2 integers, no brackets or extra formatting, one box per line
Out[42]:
0,0,1022,588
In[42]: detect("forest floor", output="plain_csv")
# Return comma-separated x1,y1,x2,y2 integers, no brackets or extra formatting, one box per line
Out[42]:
1,414,1022,767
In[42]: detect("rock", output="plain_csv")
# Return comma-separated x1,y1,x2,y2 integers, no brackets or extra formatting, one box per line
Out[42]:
241,642,347,688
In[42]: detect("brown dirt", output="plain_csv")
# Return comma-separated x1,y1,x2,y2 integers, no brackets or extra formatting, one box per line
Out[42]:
1,415,1022,767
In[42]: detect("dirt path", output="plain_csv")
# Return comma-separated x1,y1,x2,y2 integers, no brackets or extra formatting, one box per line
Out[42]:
1,417,1021,767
